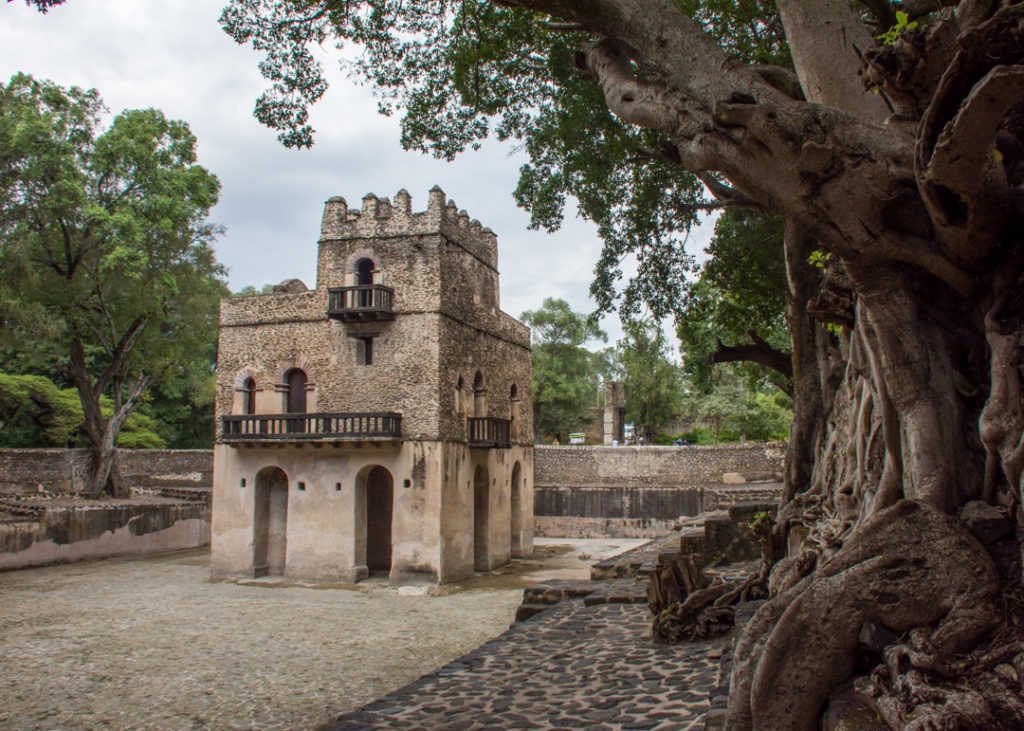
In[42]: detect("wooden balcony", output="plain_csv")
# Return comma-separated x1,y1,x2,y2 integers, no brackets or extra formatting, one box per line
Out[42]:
327,285,395,321
467,417,512,448
221,412,401,443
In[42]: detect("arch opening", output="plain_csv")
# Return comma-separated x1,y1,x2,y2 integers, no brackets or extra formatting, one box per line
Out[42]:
473,371,486,418
357,465,394,575
510,462,523,558
356,258,375,307
285,368,307,433
253,466,289,577
242,377,256,415
474,464,490,571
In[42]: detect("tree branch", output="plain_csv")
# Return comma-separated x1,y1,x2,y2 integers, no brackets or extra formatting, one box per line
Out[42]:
711,330,794,381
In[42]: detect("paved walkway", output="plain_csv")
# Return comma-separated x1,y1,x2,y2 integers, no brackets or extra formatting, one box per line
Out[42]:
324,592,728,730
0,539,646,730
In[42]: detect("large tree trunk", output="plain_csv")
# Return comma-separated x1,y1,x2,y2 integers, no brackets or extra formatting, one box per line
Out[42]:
69,338,148,499
499,0,1024,725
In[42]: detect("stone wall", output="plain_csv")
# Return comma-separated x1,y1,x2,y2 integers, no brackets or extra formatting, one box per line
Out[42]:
0,449,213,496
534,443,785,537
0,500,210,571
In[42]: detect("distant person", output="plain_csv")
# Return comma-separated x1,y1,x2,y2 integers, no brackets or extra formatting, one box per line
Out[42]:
673,438,683,446
638,436,646,446
552,438,560,445
612,439,619,447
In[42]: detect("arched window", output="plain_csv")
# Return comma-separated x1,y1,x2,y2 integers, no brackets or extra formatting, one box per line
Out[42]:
285,368,307,433
473,371,486,418
242,377,256,415
509,383,520,440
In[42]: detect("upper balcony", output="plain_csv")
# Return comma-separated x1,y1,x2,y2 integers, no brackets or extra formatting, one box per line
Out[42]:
467,417,512,448
327,285,395,322
221,412,401,445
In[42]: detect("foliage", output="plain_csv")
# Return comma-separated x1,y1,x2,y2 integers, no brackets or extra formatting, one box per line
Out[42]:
678,209,789,393
0,371,166,448
520,297,606,440
0,73,225,495
616,319,683,440
221,1,789,326
679,366,792,444
233,283,275,296
0,372,81,446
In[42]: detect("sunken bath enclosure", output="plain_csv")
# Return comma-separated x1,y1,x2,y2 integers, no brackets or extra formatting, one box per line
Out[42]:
211,187,534,584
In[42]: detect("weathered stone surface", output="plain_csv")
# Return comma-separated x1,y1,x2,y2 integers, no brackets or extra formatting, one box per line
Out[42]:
0,499,209,569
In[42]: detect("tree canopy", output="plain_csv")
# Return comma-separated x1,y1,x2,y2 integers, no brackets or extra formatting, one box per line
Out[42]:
0,73,226,496
520,297,606,441
616,319,682,441
228,0,1024,726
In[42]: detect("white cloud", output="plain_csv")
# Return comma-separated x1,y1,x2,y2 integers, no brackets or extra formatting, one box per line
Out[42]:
1,0,716,347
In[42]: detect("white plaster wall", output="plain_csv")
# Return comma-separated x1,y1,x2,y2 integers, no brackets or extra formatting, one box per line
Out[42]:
212,443,445,583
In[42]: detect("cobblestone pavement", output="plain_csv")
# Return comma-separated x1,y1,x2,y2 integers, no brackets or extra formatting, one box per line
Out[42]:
325,600,728,731
0,539,644,731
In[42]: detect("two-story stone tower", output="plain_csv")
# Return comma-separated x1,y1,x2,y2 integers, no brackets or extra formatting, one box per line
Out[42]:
210,187,534,584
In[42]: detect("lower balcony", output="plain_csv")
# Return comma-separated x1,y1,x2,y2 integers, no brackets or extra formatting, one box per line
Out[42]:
221,412,401,444
467,417,512,448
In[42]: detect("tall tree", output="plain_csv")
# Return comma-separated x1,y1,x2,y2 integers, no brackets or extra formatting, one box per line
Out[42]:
617,319,682,441
677,208,791,395
520,297,606,441
0,73,225,497
227,1,1024,725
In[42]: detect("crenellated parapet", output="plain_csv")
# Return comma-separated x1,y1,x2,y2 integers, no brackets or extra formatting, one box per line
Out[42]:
319,186,498,270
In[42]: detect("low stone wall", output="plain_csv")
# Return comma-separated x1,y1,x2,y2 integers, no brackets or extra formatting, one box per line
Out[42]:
0,449,213,495
0,499,210,571
534,444,785,538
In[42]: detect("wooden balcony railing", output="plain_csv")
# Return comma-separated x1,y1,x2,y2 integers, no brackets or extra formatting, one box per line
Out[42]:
327,285,395,321
467,417,512,448
222,412,401,442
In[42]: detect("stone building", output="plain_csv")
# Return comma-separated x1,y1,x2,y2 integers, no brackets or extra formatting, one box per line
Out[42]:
210,187,534,584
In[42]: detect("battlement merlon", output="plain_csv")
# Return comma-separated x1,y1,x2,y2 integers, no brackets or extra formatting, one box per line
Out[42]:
318,186,499,271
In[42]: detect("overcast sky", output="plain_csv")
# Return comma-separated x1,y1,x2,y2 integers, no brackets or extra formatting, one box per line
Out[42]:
1,0,714,346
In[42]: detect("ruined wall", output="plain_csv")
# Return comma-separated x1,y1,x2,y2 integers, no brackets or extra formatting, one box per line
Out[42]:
0,502,210,571
0,449,213,496
534,443,785,537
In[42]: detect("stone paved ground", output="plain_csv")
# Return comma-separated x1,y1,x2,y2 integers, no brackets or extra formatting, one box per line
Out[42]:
325,600,728,731
0,539,644,731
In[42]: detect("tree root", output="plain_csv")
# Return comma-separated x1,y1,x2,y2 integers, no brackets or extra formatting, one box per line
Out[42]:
726,499,1000,730
648,555,760,643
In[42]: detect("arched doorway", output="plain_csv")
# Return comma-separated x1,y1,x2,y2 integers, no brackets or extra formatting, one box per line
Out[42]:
285,368,307,433
253,466,288,577
474,464,490,570
364,466,393,573
510,462,523,558
356,258,374,307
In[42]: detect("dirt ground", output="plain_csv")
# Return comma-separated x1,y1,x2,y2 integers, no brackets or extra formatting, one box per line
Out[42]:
0,537,646,731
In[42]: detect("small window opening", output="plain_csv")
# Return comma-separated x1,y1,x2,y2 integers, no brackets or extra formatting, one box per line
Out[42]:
240,478,246,488
403,479,412,488
358,336,374,365
297,481,306,491
335,482,342,491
